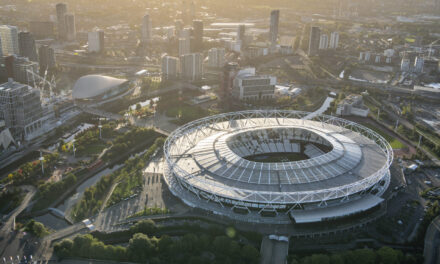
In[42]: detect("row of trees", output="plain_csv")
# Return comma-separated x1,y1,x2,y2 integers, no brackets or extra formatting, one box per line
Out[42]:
24,220,49,238
6,153,60,185
33,173,77,211
290,247,419,264
71,137,165,221
55,221,260,264
106,137,164,206
0,188,23,214
103,128,159,161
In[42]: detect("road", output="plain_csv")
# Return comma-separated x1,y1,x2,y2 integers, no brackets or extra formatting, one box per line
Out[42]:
424,216,440,264
0,186,37,259
260,236,289,264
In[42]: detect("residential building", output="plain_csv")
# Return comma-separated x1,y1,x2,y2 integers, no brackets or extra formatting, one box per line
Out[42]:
414,56,424,73
88,30,105,53
179,38,191,56
180,53,203,81
232,68,276,101
0,79,43,139
65,13,76,41
18,32,38,62
336,94,369,117
329,32,339,49
237,24,245,42
38,45,56,73
0,25,19,56
319,34,329,50
308,26,320,56
56,3,67,40
12,56,39,84
400,57,411,72
142,14,152,44
192,20,203,52
174,19,184,38
161,55,179,79
208,48,225,68
221,62,239,103
269,10,280,47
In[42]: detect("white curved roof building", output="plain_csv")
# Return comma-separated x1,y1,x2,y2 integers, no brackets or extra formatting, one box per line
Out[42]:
72,75,129,100
163,110,393,224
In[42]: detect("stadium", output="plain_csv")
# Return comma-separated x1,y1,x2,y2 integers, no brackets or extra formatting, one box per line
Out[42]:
163,110,393,224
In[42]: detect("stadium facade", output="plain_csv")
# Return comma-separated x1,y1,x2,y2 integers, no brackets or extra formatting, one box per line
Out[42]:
163,110,392,224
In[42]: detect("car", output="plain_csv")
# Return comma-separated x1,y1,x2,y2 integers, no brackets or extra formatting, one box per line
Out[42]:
424,181,432,185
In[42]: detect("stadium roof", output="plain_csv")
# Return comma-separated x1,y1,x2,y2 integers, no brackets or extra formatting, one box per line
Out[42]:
164,110,393,205
72,75,127,99
290,194,383,223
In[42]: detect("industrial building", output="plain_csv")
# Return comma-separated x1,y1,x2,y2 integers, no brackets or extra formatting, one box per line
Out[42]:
231,68,276,101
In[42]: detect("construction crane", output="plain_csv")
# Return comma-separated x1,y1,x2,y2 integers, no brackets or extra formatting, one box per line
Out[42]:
26,68,56,103
427,39,440,59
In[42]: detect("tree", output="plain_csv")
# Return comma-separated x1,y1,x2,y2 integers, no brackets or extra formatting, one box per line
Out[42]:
377,247,399,264
352,249,376,264
136,103,142,111
54,239,73,258
130,219,157,235
128,233,157,262
329,254,344,264
303,254,330,264
241,244,259,263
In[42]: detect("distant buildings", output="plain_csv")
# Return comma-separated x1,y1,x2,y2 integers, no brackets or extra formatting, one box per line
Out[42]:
38,45,56,73
180,53,203,81
336,94,369,117
174,19,184,38
192,20,203,52
237,24,246,43
329,32,339,49
88,30,105,53
29,21,54,39
208,48,225,68
232,68,276,101
179,38,191,56
0,55,38,84
0,25,19,56
142,14,152,44
11,56,39,84
0,79,43,140
221,62,239,103
414,56,424,73
400,56,411,72
64,13,76,41
308,26,320,56
56,3,68,40
161,55,179,80
269,10,280,47
319,34,329,50
18,32,38,62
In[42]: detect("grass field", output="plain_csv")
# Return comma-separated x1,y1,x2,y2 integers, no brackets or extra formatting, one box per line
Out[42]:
361,123,406,149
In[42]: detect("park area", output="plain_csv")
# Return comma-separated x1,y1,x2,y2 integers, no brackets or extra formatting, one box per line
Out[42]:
361,123,406,150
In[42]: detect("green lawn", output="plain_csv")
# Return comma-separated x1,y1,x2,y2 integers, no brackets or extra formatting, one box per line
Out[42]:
77,144,107,156
361,123,406,149
166,105,208,125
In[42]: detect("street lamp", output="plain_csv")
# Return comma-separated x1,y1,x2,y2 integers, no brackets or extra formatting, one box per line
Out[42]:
39,151,44,174
98,125,103,139
72,139,76,157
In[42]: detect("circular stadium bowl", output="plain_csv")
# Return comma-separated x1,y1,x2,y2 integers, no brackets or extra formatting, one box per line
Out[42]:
163,110,393,224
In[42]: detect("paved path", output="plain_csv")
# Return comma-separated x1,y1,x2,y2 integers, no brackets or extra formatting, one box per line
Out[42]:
424,216,440,264
0,186,36,258
303,97,334,120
